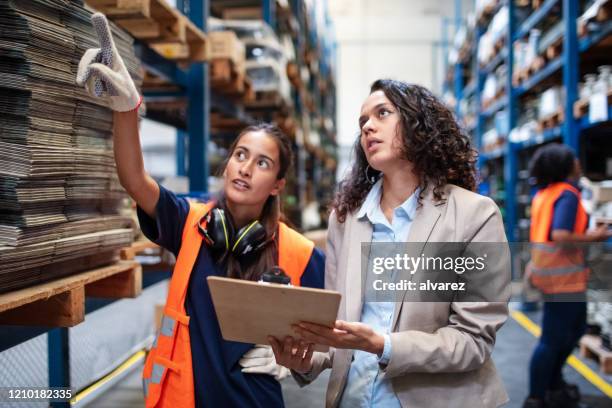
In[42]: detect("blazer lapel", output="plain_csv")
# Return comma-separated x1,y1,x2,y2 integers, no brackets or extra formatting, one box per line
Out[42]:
391,187,443,329
345,214,372,323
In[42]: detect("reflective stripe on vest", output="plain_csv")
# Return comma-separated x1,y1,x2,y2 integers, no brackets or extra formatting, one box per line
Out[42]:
142,201,315,407
528,182,589,294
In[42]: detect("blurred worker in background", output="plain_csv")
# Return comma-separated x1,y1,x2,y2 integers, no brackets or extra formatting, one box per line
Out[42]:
524,143,611,408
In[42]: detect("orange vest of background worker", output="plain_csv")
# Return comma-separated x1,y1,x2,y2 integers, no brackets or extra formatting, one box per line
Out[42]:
142,202,314,408
527,182,589,294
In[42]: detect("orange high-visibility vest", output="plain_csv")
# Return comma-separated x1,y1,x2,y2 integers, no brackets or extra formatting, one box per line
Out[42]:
527,182,589,294
142,201,315,408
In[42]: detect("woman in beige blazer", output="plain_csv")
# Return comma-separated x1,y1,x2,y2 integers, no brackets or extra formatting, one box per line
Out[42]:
270,79,511,407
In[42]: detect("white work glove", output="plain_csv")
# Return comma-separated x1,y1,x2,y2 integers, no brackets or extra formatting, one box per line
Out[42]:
76,12,142,112
239,344,290,381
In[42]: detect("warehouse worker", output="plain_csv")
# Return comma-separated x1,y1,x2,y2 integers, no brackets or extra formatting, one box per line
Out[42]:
270,79,511,407
75,13,324,408
523,144,611,408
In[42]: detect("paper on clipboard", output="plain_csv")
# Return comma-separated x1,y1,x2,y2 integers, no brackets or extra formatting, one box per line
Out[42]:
207,276,341,351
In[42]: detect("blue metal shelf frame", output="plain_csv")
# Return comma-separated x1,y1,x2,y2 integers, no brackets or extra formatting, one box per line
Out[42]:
505,0,517,242
451,0,612,241
463,81,476,99
579,105,612,130
514,126,562,150
134,42,189,87
186,0,209,193
513,0,560,42
481,95,509,119
481,48,507,75
579,20,612,52
263,0,276,31
562,0,579,150
514,56,563,97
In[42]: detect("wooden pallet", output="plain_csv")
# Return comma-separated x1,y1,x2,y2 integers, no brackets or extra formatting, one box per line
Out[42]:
273,113,297,138
494,86,505,100
477,0,498,25
211,112,249,132
86,0,206,62
574,89,612,118
245,90,287,109
528,56,546,75
221,75,255,102
537,109,564,131
148,18,207,61
182,17,207,61
286,61,302,89
209,59,254,102
120,239,159,260
514,56,546,86
88,0,185,42
580,334,612,374
210,58,239,85
142,69,181,92
574,97,590,119
493,37,505,54
303,91,315,113
0,261,141,327
512,69,525,87
512,56,548,86
545,38,563,61
482,94,502,110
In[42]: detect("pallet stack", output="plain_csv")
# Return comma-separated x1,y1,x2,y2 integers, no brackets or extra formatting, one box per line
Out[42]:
85,0,207,62
0,0,141,293
208,30,254,103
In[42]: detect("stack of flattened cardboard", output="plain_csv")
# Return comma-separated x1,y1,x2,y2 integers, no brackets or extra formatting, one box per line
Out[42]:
0,0,143,293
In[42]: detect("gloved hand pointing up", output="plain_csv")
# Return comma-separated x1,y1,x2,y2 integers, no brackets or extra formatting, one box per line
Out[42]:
76,12,142,112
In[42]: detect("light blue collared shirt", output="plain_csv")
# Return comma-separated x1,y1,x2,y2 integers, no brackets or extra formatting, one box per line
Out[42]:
339,179,419,408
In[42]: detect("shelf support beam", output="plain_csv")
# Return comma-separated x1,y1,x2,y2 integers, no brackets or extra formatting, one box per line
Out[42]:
263,0,277,31
505,0,517,242
562,0,580,151
48,328,70,408
185,0,210,193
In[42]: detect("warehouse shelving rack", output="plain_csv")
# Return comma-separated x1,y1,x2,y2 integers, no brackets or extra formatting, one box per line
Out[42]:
1,1,336,406
1,1,213,404
447,0,612,242
203,0,337,226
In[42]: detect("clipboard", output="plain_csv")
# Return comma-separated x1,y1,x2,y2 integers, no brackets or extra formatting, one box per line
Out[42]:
207,276,341,351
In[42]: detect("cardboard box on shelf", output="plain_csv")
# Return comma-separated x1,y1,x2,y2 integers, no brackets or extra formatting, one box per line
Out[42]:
207,31,245,74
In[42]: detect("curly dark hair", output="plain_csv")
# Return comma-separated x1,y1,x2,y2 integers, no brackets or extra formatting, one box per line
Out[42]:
528,143,576,187
331,79,477,223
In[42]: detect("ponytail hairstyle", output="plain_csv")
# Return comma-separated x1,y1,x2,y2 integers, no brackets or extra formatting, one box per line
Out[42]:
217,123,293,281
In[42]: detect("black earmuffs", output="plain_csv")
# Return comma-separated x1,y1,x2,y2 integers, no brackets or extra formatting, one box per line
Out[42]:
198,207,273,258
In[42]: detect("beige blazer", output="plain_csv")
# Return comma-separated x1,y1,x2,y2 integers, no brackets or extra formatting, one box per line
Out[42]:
294,184,511,408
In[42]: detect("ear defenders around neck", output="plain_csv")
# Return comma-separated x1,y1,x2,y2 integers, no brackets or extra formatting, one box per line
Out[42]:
198,207,273,258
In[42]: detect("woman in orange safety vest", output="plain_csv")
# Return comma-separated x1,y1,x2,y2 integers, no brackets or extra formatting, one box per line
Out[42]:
523,144,610,408
76,13,325,407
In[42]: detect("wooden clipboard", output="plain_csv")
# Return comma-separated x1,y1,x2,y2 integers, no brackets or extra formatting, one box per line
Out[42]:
207,276,341,351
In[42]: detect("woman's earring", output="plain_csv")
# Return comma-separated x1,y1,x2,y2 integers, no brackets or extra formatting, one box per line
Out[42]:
365,165,377,184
